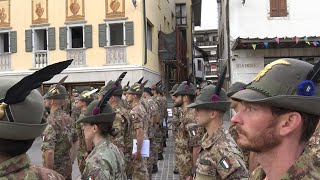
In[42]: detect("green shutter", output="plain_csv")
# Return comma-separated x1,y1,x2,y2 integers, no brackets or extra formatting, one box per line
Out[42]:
25,30,32,52
99,23,107,47
59,27,67,50
48,27,56,50
10,31,17,53
84,25,92,48
125,21,134,46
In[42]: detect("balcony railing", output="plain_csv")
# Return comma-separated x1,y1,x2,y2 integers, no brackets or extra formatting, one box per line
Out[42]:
0,53,11,70
67,48,86,67
195,41,217,47
34,50,48,68
205,71,219,76
176,17,187,26
106,46,126,65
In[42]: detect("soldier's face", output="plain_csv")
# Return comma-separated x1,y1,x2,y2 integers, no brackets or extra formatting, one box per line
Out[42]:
44,99,52,110
173,95,183,107
126,93,134,102
229,98,243,113
231,102,281,152
195,108,212,127
82,123,95,142
75,99,86,109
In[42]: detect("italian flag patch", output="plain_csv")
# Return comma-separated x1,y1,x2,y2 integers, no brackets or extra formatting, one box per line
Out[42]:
219,157,231,169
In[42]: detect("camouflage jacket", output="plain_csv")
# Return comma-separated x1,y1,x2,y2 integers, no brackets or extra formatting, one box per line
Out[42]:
152,96,163,120
251,153,320,180
140,98,159,139
111,105,130,153
82,139,127,180
41,109,77,177
75,109,87,159
160,96,168,118
127,102,149,148
175,108,202,178
305,124,320,161
195,127,249,180
172,107,182,133
0,154,64,180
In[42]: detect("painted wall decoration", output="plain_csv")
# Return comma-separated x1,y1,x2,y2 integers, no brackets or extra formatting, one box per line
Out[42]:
0,0,10,27
32,0,48,24
106,0,125,18
66,0,85,21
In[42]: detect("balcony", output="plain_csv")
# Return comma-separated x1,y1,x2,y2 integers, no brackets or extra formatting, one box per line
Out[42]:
34,50,48,69
206,71,219,76
195,41,217,47
0,53,11,70
176,17,187,26
106,46,126,65
67,48,86,67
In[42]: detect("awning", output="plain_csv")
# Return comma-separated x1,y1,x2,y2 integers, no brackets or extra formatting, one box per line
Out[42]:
232,36,320,50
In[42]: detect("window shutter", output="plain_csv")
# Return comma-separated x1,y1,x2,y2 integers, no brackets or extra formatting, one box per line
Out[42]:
25,30,33,52
48,27,56,50
59,27,67,50
125,21,134,46
10,31,17,53
84,25,92,48
279,0,287,17
270,0,278,17
99,23,107,47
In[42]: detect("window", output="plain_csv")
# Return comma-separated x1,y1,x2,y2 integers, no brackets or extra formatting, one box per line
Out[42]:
197,59,202,71
270,0,287,17
147,22,153,50
34,29,47,51
176,4,187,26
109,23,124,46
69,26,83,48
0,32,9,53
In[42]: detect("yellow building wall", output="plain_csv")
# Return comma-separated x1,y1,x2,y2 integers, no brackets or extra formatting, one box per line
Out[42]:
144,0,176,73
8,0,146,70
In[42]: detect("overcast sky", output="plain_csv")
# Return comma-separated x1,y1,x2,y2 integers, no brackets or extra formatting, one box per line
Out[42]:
195,0,218,30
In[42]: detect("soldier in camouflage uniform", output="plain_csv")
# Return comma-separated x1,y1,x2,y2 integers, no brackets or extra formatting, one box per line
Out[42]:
0,60,72,179
169,83,181,174
42,82,78,180
99,81,130,154
126,81,149,179
171,81,203,180
151,83,165,160
305,122,320,172
231,58,320,179
76,100,126,180
142,87,161,175
122,81,132,111
188,84,249,179
74,90,95,173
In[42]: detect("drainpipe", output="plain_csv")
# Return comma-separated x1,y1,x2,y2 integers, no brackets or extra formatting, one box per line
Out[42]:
191,4,195,84
226,0,231,81
143,0,147,65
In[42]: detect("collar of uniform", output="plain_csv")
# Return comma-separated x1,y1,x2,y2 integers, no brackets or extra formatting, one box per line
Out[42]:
251,152,316,180
201,127,225,150
90,138,111,155
0,154,30,177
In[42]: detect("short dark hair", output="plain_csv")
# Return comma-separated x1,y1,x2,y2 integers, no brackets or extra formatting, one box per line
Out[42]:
90,122,117,137
271,107,319,142
0,139,35,157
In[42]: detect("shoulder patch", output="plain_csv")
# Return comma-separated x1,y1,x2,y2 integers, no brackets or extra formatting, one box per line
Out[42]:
219,157,231,170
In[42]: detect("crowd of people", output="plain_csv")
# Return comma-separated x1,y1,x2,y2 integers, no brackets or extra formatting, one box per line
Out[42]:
0,58,319,180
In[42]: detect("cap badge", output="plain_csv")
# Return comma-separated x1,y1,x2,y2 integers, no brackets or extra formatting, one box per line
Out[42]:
253,59,290,82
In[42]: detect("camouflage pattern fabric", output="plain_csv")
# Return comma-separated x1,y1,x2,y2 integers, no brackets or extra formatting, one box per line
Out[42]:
305,124,320,172
172,107,182,171
228,124,250,169
141,97,159,178
41,109,77,179
153,96,164,154
175,108,202,179
82,139,127,180
0,154,64,180
195,127,249,180
126,102,149,179
75,109,87,173
251,153,320,180
111,105,130,154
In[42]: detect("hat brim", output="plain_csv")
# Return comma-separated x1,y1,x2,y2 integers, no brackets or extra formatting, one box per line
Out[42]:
188,100,230,112
127,89,142,95
0,118,48,140
172,90,196,96
232,89,320,116
43,94,67,99
76,112,116,124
